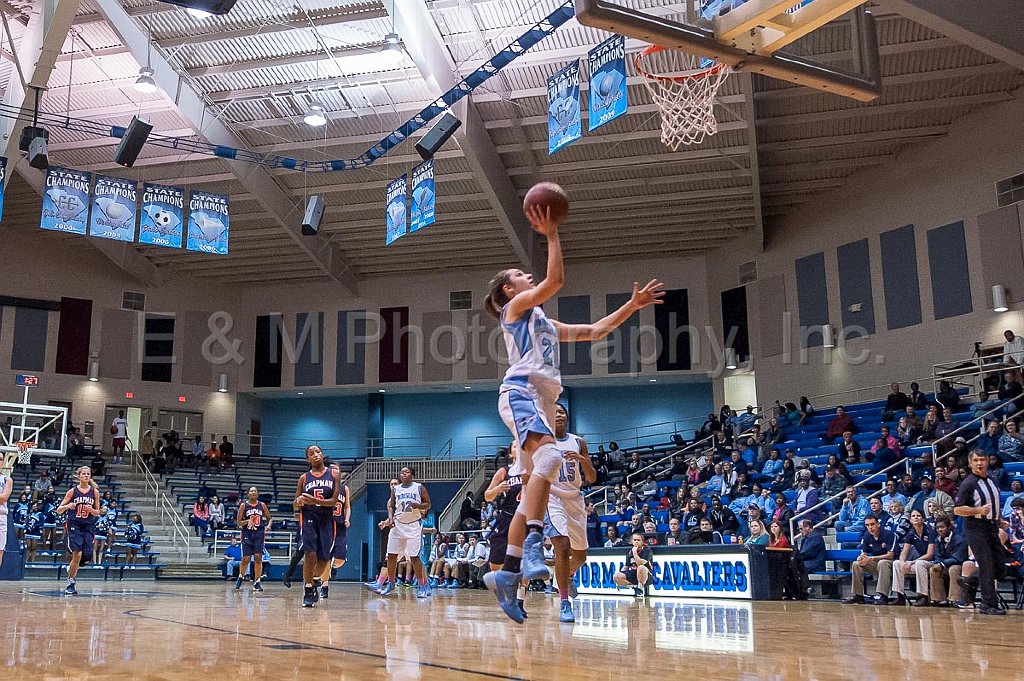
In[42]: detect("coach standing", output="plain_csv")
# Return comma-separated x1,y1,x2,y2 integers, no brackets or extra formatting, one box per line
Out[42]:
953,449,1006,615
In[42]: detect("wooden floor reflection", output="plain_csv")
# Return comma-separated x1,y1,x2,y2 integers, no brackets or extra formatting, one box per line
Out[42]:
0,582,1021,680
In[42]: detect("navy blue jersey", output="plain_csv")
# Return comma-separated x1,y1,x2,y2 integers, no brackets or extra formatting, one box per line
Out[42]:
67,486,99,527
25,511,45,537
859,528,898,557
125,522,145,546
301,469,336,519
95,515,112,533
496,466,523,517
240,501,267,537
333,485,349,525
12,502,29,526
902,525,937,558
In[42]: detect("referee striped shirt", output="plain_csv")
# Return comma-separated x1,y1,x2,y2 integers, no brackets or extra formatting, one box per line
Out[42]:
955,473,1001,521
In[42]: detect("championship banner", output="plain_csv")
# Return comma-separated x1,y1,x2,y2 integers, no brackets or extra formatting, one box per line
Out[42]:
547,60,582,155
410,160,435,233
41,167,91,235
385,174,407,245
89,175,137,242
186,190,230,255
138,183,184,248
587,35,627,131
0,156,7,223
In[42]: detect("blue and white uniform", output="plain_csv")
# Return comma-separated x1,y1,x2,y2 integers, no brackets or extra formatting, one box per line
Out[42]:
497,303,563,480
388,481,424,558
0,474,9,542
544,434,588,551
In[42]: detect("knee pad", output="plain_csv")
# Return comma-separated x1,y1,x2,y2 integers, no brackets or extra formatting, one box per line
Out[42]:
532,442,562,483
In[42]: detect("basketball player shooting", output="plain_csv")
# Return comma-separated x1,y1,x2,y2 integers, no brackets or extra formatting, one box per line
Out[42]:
481,182,664,623
294,445,340,608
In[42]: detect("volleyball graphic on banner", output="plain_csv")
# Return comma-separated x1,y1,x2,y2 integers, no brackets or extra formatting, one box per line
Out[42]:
89,175,137,242
587,35,627,131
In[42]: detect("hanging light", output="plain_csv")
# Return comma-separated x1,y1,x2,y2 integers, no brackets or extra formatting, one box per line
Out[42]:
379,32,406,64
134,67,157,93
725,348,738,370
185,7,214,18
822,324,835,348
218,373,228,393
303,102,328,127
993,285,1009,313
89,361,100,382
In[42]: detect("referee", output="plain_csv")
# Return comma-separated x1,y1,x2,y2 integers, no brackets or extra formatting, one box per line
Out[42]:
953,449,1006,615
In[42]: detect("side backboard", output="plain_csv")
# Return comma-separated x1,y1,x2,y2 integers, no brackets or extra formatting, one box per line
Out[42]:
0,402,69,457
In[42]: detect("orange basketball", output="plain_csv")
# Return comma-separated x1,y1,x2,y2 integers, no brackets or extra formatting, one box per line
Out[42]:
523,182,569,223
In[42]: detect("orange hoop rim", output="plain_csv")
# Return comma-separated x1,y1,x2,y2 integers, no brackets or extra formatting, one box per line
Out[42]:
633,45,728,83
16,441,35,452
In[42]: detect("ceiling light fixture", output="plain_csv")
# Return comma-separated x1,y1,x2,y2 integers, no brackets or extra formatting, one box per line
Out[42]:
185,7,214,18
303,102,327,127
134,67,157,94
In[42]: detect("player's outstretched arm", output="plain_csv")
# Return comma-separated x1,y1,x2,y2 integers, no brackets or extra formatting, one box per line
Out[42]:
505,206,564,322
554,279,664,342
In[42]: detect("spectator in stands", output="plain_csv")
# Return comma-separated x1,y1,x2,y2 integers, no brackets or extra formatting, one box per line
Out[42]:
624,452,642,481
704,463,727,496
208,494,226,534
696,413,720,441
837,431,862,465
881,479,908,510
191,496,210,537
835,486,870,534
908,382,927,410
465,535,489,589
664,517,685,545
606,442,624,470
764,418,785,446
31,471,51,500
152,445,167,474
459,492,481,530
637,474,659,503
90,451,105,478
999,419,1024,461
604,526,625,548
712,431,732,459
759,449,784,484
793,474,820,522
685,517,723,545
844,515,897,605
1002,480,1024,518
947,436,970,469
707,496,740,536
768,520,789,548
795,519,826,574
869,497,890,528
682,499,705,532
140,430,155,465
798,396,814,425
207,441,221,470
220,436,234,467
795,461,819,487
896,417,917,449
918,408,940,444
772,458,796,493
936,381,961,410
667,454,688,481
891,509,937,606
928,516,969,607
976,419,1002,456
770,493,794,533
819,406,854,443
187,435,203,466
885,499,911,542
870,437,900,474
907,474,954,518
1004,329,1024,366
222,535,242,578
987,454,1008,490
897,473,918,498
746,519,769,545
826,454,851,482
1008,498,1024,562
971,391,1003,421
882,383,910,422
877,425,901,455
735,440,755,469
822,466,848,508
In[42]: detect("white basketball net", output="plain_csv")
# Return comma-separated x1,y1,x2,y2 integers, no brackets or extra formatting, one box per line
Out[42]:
635,47,731,149
16,441,34,464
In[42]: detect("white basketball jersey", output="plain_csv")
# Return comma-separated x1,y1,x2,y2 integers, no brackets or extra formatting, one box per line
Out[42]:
393,482,423,537
501,304,560,385
0,474,8,516
550,434,583,498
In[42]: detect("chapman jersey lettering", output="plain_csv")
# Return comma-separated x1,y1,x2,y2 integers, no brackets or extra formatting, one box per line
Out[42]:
68,486,99,524
302,469,336,518
333,485,349,522
551,434,583,498
393,482,423,537
241,502,266,535
496,467,523,517
501,304,560,385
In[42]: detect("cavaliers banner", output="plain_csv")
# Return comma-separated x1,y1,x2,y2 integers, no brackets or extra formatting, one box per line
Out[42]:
186,190,229,255
547,60,582,155
410,159,435,233
139,183,184,248
587,35,627,131
41,166,91,234
385,174,407,245
89,175,137,242
0,156,7,223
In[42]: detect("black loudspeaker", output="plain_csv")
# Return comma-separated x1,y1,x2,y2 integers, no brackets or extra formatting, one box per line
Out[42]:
27,136,48,170
155,0,238,15
114,117,153,168
301,195,324,236
415,112,462,160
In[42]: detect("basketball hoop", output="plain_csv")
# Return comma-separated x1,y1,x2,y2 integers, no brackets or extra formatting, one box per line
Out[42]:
634,46,731,149
16,441,35,465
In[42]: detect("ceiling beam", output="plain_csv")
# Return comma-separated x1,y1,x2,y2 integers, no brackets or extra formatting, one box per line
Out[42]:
2,0,159,288
95,0,361,295
206,67,420,103
736,72,764,251
389,0,536,269
757,92,1013,127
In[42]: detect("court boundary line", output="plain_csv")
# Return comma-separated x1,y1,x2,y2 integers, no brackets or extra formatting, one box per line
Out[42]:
122,607,527,680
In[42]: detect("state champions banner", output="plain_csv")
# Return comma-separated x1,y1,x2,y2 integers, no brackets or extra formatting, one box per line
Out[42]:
89,175,137,242
187,190,230,255
385,174,407,245
41,167,91,234
547,60,582,155
0,156,7,223
588,35,627,131
410,159,435,233
139,183,184,248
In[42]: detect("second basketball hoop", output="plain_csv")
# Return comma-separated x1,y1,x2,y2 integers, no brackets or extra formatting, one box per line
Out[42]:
634,46,730,149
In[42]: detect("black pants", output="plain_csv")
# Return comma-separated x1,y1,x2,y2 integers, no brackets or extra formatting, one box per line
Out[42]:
964,519,1006,608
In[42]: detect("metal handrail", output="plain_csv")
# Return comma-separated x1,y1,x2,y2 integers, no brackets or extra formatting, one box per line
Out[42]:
933,404,1024,469
807,377,935,410
436,438,454,459
930,399,1014,466
130,449,193,564
437,460,489,533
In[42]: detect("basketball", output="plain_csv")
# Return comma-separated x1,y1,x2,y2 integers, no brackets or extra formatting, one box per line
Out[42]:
110,426,117,435
523,182,569,224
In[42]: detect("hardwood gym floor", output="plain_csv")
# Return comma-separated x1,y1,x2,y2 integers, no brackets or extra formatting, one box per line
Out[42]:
0,582,1018,679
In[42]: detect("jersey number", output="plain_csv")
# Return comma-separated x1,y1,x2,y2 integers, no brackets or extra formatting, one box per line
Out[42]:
75,505,92,519
249,514,261,528
541,338,555,367
558,462,576,483
312,489,324,500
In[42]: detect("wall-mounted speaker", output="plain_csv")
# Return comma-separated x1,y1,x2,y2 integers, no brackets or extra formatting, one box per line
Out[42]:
415,113,462,160
302,195,324,236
